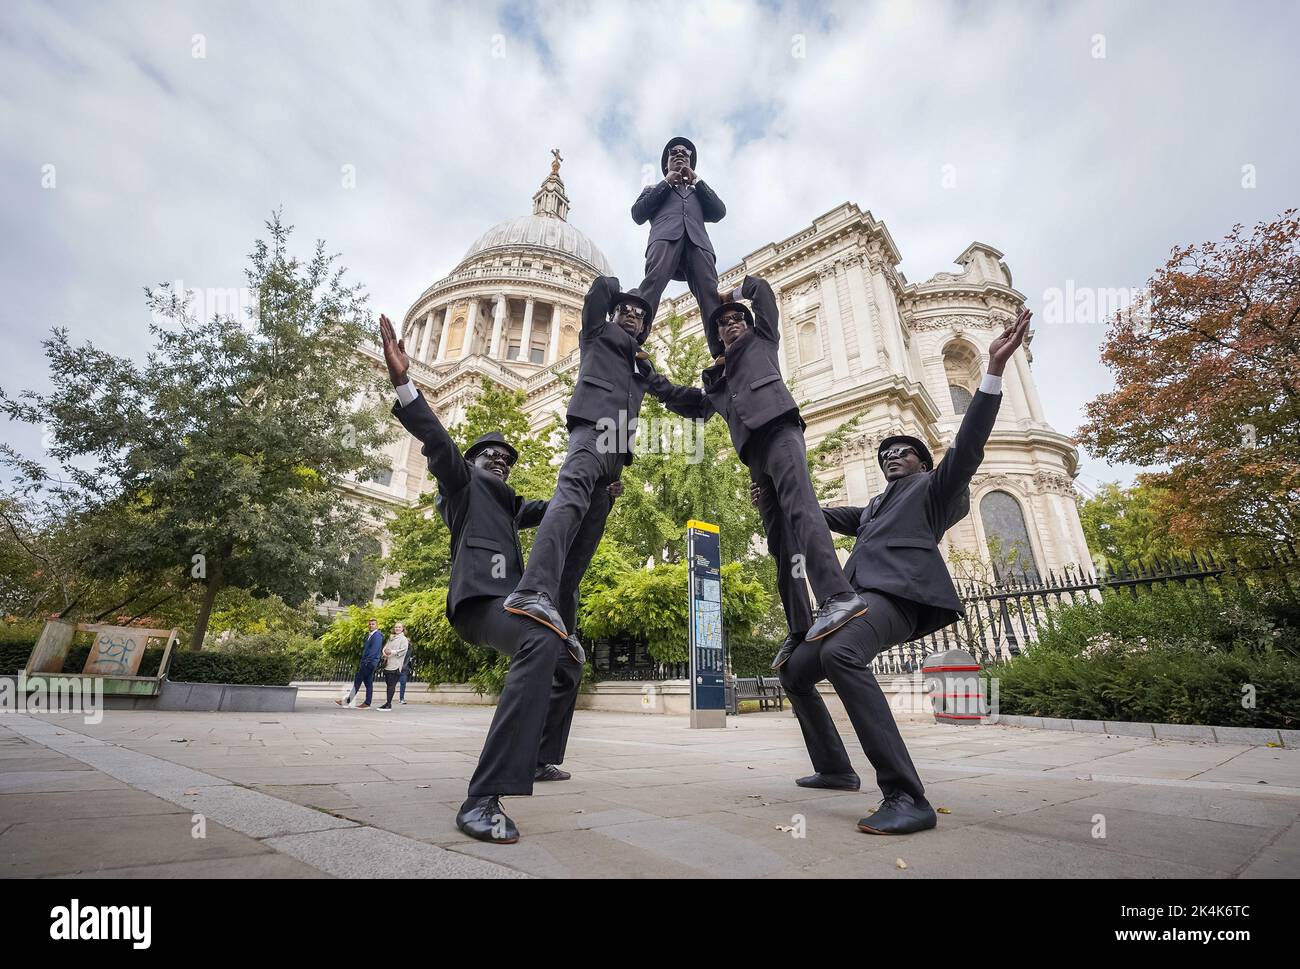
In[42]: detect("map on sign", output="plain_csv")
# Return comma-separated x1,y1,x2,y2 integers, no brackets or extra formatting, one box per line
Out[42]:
693,577,723,663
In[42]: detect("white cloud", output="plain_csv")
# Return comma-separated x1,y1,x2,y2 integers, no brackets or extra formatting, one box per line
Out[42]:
2,0,1296,495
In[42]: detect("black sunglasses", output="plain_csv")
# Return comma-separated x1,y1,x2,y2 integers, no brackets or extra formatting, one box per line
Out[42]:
881,445,920,461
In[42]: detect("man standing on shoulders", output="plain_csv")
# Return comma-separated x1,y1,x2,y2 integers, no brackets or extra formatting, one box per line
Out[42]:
503,274,704,644
762,308,1032,836
632,137,726,340
687,275,870,649
379,314,618,843
336,618,383,709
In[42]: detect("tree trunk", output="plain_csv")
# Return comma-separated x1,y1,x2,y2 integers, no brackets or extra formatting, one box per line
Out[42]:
189,557,225,652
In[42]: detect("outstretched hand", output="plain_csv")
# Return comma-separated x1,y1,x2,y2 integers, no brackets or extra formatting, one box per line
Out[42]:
987,308,1031,376
379,314,409,387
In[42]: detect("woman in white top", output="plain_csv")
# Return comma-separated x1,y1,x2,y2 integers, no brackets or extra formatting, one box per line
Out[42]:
377,623,410,711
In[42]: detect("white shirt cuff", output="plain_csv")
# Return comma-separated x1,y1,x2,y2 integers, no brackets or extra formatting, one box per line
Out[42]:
979,372,1003,395
394,378,418,407
730,284,743,301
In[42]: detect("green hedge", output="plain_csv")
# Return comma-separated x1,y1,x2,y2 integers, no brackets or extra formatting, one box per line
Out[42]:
1,641,293,686
987,583,1300,727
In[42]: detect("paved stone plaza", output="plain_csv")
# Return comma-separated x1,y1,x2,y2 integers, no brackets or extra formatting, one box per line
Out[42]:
1,701,1297,879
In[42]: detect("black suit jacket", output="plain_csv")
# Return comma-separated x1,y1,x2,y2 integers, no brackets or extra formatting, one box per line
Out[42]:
821,390,1002,637
392,392,548,625
566,275,705,465
631,179,726,277
690,275,802,463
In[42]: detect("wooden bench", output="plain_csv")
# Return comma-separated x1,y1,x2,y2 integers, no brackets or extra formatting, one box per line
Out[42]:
735,676,786,712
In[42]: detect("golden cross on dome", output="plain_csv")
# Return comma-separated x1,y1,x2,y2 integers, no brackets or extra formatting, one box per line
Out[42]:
550,148,563,174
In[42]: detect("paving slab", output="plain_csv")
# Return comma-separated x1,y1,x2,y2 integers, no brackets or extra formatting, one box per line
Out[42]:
4,704,1299,879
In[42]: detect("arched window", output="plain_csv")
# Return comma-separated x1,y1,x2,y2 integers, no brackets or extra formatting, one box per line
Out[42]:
798,319,821,364
447,316,465,356
943,340,982,416
560,324,578,357
979,490,1040,583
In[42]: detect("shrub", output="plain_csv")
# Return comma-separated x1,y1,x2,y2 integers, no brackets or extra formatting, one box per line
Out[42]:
580,561,769,665
987,582,1300,727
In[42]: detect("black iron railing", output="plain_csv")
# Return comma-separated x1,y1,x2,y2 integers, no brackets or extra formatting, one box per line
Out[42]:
871,544,1300,675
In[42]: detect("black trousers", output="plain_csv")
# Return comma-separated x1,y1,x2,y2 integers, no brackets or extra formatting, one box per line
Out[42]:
637,235,720,337
748,417,854,611
454,596,583,797
778,591,926,802
515,422,621,632
382,669,400,706
754,470,815,638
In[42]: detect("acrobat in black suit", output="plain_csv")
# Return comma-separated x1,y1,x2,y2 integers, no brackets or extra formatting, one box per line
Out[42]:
761,309,1032,835
633,136,727,352
379,315,621,845
671,274,871,646
503,276,704,642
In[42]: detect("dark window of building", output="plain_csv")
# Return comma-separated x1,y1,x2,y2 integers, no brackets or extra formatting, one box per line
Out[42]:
949,384,973,415
980,490,1040,583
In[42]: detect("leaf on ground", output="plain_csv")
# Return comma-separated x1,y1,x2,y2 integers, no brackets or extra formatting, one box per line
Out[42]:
936,807,952,814
183,788,200,796
895,858,908,870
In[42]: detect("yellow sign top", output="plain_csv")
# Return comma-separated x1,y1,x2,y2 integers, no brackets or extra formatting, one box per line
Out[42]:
686,520,719,534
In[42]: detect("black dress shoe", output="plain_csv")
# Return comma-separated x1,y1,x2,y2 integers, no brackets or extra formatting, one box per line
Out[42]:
795,771,861,791
456,795,520,844
857,792,937,835
534,764,571,782
769,631,806,670
503,591,568,638
565,632,586,665
805,592,869,642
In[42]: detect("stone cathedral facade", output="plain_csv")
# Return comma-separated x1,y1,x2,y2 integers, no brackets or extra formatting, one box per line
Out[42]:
347,158,1090,601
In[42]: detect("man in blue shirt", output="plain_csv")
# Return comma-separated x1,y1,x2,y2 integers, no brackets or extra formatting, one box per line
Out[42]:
336,618,384,709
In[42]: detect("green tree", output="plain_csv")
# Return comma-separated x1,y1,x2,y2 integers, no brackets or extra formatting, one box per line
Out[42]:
385,376,563,592
0,213,392,649
1079,480,1197,569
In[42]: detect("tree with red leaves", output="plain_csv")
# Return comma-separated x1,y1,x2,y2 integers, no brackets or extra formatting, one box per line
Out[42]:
1078,211,1300,552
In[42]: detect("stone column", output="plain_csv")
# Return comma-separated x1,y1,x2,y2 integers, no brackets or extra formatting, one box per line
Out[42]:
1015,348,1047,424
870,257,908,377
458,299,479,359
488,294,508,359
843,254,878,371
547,304,563,362
816,265,851,381
518,298,535,361
416,309,434,362
776,294,792,379
435,304,454,362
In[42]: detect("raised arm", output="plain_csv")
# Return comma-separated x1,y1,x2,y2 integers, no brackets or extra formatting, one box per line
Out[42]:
582,275,621,340
694,180,726,222
632,181,671,225
380,314,470,494
931,309,1030,505
740,275,780,344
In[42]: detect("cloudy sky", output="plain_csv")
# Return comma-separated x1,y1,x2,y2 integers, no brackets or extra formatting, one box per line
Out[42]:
2,0,1295,492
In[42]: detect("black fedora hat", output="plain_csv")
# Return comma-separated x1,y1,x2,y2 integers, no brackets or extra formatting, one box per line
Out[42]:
710,300,754,329
464,432,518,466
878,435,933,471
661,136,697,175
609,288,654,341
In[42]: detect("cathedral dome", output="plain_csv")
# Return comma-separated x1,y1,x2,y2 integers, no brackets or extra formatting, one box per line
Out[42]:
460,214,611,276
455,149,611,276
